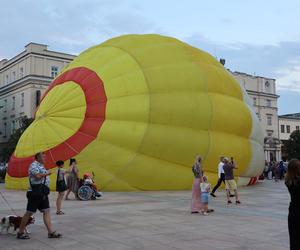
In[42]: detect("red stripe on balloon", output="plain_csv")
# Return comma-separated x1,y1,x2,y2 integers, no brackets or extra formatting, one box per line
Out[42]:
8,67,107,177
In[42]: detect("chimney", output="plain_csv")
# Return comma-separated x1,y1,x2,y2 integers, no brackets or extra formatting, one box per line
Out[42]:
219,58,225,66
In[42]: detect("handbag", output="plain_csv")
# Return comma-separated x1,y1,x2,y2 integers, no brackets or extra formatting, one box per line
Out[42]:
29,176,50,198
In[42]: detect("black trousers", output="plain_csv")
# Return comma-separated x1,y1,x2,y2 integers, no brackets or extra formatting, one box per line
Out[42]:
211,173,225,194
288,211,300,250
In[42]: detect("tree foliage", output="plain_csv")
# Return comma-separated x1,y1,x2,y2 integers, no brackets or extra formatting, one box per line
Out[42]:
1,116,33,162
284,130,300,160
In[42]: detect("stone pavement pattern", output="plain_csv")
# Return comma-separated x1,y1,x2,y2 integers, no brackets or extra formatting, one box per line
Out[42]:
0,180,289,250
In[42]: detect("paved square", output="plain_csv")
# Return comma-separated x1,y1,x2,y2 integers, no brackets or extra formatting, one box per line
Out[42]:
0,180,289,250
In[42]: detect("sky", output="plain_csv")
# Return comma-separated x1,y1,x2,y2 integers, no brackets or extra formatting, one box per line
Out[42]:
1,0,300,114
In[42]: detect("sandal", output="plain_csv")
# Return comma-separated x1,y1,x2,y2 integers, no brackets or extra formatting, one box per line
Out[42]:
48,231,62,238
17,232,30,239
56,211,65,215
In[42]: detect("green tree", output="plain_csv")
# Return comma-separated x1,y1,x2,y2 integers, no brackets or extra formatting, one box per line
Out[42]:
1,116,34,162
284,130,300,160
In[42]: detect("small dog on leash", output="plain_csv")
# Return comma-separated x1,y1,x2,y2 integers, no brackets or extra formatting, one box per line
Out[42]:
0,215,34,234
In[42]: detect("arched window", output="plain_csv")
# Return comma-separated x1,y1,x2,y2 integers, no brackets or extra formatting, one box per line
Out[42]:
265,81,271,93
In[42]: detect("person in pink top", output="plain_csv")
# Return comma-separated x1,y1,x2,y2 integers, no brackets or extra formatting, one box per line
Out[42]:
191,155,203,213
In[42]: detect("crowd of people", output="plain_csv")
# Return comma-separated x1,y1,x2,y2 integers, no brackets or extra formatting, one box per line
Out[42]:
16,152,102,240
262,160,288,181
190,154,300,250
191,155,241,215
4,151,300,249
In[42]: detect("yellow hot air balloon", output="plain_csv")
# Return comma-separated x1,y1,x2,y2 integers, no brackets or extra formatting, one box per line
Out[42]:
6,34,264,191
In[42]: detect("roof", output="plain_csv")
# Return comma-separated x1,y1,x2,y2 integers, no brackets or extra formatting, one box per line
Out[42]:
279,113,300,119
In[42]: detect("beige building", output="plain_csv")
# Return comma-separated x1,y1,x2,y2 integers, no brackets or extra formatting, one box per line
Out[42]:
279,113,300,141
0,43,75,149
231,71,281,162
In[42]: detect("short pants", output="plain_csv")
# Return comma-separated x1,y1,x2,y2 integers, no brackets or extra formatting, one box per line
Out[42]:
225,179,237,190
26,191,50,213
201,192,209,203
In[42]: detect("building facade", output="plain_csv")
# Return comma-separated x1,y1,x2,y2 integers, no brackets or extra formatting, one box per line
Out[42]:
231,71,281,162
278,113,300,141
0,43,75,150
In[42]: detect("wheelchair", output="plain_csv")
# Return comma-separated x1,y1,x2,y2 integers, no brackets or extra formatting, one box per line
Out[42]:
77,179,102,201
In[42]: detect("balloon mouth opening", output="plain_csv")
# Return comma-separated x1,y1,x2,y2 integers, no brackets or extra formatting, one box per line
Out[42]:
8,67,107,178
15,81,87,158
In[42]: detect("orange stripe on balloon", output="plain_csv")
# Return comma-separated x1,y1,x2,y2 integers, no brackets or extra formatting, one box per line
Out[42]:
8,67,107,177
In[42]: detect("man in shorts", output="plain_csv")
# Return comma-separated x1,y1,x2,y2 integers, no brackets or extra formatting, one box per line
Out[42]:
223,157,241,205
17,152,62,239
210,156,235,197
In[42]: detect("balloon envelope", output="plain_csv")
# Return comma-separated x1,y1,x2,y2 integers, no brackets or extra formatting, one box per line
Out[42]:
7,34,264,191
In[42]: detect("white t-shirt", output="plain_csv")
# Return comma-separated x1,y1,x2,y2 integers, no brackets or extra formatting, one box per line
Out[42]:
217,162,224,178
200,182,211,192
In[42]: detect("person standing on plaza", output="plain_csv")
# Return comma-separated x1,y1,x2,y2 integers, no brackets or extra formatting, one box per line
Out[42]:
191,155,203,213
55,160,68,215
285,159,300,250
17,152,62,239
210,156,225,197
210,156,234,198
223,157,241,204
200,176,211,215
65,158,79,200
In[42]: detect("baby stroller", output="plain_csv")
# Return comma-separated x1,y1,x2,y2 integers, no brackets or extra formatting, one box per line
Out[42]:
77,172,103,201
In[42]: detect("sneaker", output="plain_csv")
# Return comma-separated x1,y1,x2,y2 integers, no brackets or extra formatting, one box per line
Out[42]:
227,200,232,204
210,193,216,197
236,200,241,205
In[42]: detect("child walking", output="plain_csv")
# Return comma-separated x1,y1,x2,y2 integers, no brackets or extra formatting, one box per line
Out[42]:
200,176,211,215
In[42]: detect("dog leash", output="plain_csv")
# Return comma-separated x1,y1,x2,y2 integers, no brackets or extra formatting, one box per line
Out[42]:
0,189,18,215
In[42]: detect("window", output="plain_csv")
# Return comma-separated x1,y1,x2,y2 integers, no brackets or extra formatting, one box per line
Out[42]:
3,122,7,137
51,66,59,78
281,125,285,133
267,131,273,137
296,126,299,131
20,67,24,78
287,125,290,133
265,81,271,92
12,71,16,81
253,97,257,106
36,90,41,107
6,75,9,83
21,93,24,107
12,96,15,110
266,99,271,107
4,99,7,112
11,120,15,134
267,115,272,126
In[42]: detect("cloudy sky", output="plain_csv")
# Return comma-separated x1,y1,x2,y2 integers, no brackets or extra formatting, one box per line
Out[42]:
1,0,300,114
